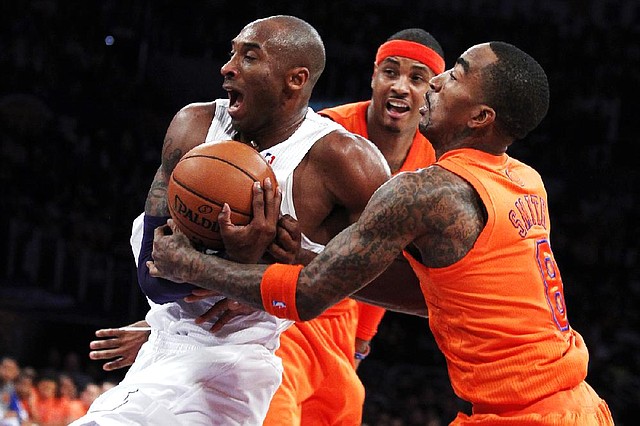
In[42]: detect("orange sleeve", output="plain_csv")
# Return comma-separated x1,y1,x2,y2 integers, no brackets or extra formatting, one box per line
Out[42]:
356,301,386,341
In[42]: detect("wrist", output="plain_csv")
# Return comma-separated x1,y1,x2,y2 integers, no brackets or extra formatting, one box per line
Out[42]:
355,343,371,361
261,263,304,321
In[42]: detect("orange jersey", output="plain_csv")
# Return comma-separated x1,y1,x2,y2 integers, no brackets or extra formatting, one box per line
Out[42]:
264,102,438,424
320,101,435,340
320,101,436,173
263,303,364,425
404,148,592,408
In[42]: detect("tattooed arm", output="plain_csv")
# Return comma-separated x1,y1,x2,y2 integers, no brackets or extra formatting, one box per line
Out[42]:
137,103,216,303
350,256,426,316
145,102,217,217
148,165,486,319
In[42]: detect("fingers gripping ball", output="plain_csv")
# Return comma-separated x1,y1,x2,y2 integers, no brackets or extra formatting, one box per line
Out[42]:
167,140,278,250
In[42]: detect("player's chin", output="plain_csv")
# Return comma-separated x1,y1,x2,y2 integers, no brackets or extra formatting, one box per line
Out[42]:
380,114,405,132
228,110,247,128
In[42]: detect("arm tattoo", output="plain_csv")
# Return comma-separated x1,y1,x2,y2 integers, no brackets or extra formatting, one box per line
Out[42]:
182,167,484,321
294,167,484,318
294,176,420,318
161,137,184,176
145,137,183,216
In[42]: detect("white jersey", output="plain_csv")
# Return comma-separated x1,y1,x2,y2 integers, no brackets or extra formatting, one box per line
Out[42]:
138,99,342,350
72,101,348,425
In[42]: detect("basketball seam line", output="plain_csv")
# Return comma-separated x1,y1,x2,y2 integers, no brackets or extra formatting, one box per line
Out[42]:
184,154,267,182
171,175,253,217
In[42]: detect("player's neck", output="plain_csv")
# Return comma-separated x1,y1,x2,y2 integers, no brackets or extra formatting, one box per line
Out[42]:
367,123,415,174
235,110,306,151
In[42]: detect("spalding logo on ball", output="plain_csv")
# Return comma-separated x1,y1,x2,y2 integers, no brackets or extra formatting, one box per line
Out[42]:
167,140,278,250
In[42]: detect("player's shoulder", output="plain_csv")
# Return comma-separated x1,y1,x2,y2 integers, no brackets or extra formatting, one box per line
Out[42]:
166,101,216,146
173,101,216,125
316,128,387,168
306,129,390,189
319,101,367,119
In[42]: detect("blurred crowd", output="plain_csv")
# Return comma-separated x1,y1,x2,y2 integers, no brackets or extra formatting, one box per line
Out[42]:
0,355,116,426
1,0,638,424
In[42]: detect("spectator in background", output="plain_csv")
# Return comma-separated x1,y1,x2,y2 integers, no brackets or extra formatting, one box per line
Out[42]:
57,374,78,403
1,372,37,426
0,357,20,398
67,382,101,422
0,357,20,424
32,372,70,426
98,380,116,394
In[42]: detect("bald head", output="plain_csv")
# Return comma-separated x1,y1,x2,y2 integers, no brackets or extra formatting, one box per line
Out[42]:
244,15,326,89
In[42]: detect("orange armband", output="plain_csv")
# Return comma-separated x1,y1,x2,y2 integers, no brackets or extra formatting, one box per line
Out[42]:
260,263,304,322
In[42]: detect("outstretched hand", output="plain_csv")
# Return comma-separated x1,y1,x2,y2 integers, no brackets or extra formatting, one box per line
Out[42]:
89,321,150,371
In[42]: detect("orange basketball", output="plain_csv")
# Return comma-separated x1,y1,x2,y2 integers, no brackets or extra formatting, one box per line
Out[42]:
167,140,277,250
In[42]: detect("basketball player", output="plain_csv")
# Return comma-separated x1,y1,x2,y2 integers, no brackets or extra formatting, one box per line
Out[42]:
317,28,444,367
71,15,390,425
261,28,445,425
88,28,445,425
147,42,615,425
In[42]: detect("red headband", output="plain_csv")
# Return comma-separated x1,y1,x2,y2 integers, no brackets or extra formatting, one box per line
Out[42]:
375,40,445,75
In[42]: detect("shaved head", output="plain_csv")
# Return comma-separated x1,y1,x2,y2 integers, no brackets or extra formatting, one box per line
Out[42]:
245,15,326,88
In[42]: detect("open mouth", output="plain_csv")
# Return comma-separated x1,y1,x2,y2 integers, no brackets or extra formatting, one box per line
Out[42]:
386,99,410,118
226,88,244,115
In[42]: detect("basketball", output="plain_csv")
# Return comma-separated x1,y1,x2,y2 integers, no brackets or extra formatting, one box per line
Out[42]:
167,140,277,250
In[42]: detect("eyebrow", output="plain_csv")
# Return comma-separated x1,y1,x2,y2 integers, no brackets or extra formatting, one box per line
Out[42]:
231,40,262,51
382,56,431,72
243,41,261,50
456,57,470,72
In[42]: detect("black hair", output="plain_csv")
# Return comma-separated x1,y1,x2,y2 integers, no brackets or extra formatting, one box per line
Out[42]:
387,28,444,59
484,41,550,140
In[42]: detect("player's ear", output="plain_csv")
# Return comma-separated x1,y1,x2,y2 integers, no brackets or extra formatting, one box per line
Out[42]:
468,105,495,129
288,67,309,90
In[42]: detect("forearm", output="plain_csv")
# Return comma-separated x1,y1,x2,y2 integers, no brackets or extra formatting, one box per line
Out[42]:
293,227,399,320
351,256,427,317
187,250,270,311
175,244,354,321
150,187,412,321
351,294,427,317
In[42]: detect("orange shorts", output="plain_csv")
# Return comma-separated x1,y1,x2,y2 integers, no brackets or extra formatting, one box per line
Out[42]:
453,381,614,425
263,300,364,426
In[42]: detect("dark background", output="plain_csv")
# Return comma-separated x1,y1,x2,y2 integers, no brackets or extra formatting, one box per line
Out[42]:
1,0,637,424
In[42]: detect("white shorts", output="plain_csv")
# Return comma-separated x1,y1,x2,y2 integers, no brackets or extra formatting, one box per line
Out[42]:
70,331,283,426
